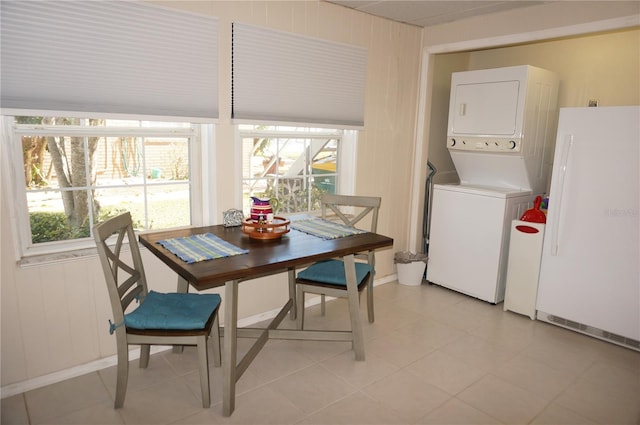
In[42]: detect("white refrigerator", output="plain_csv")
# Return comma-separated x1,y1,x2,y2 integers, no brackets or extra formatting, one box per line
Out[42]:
536,106,640,348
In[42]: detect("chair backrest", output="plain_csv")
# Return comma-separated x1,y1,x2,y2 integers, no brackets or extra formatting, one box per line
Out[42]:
320,194,381,233
93,212,148,334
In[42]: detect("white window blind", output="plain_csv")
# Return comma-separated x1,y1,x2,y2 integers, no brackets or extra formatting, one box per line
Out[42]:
232,23,367,128
1,1,218,121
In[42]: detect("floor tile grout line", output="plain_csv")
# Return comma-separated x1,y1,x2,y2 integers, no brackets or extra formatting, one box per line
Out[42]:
5,281,640,425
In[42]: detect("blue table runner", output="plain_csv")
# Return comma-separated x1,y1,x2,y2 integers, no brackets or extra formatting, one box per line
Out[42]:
158,233,248,264
290,218,366,240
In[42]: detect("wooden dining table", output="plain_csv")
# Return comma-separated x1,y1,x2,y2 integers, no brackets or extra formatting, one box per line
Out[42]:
139,222,393,416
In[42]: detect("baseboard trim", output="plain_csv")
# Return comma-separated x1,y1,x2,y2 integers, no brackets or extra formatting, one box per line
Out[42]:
0,346,170,399
1,275,398,398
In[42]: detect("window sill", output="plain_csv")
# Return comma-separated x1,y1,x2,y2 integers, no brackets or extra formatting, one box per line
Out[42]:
17,247,100,268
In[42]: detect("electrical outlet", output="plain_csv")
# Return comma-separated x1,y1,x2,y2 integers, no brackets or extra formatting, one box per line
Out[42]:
588,99,599,107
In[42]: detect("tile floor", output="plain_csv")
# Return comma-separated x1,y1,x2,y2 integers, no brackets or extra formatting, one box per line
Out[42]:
2,281,640,424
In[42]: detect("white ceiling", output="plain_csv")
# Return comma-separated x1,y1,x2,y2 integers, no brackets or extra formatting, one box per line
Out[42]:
323,1,548,28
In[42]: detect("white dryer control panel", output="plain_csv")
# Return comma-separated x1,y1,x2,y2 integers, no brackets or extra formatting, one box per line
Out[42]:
448,136,521,152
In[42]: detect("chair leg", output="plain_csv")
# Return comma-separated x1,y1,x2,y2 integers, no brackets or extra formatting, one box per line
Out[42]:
173,276,189,354
139,344,151,368
320,294,326,316
114,340,129,408
367,279,375,323
196,335,211,408
211,314,221,367
296,287,305,330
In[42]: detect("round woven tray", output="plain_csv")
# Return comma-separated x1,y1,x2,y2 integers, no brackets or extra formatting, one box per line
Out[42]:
241,217,290,240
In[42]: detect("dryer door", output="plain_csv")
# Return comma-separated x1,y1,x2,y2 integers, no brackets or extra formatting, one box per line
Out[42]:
450,80,520,136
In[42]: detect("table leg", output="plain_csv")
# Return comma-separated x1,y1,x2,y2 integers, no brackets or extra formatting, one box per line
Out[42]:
223,280,239,416
343,254,365,361
287,267,296,320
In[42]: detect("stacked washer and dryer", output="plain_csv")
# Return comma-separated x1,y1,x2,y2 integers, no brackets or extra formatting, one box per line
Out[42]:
426,65,559,304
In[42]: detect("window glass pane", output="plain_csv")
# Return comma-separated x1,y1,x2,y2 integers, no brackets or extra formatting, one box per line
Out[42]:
22,135,51,189
144,137,190,181
15,116,195,246
27,190,94,243
276,176,308,213
311,139,337,195
241,126,341,215
272,138,305,176
146,184,191,229
23,134,96,191
106,137,144,179
95,185,190,230
94,187,145,230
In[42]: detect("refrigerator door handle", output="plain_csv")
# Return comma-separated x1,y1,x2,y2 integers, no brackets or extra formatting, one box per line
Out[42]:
550,135,573,256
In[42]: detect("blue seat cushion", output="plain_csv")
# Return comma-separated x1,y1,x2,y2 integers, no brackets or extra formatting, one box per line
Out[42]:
125,291,221,330
297,259,372,286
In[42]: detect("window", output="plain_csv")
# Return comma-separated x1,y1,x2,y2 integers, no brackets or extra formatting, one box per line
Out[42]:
3,116,205,259
239,125,349,215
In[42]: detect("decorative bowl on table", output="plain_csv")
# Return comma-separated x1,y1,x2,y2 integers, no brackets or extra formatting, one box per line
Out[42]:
241,217,290,240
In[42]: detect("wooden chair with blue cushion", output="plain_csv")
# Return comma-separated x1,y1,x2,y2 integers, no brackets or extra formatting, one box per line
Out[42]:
295,194,381,329
93,212,221,408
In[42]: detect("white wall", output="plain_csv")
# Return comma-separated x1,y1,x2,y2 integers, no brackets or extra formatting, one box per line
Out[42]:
1,0,422,391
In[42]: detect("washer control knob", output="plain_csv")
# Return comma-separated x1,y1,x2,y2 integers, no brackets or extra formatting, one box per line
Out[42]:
450,138,456,147
508,140,517,149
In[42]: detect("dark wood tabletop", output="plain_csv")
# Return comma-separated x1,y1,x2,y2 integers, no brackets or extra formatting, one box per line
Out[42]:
138,224,394,290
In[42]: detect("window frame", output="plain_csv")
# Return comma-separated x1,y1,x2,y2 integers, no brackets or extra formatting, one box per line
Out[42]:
1,114,212,264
